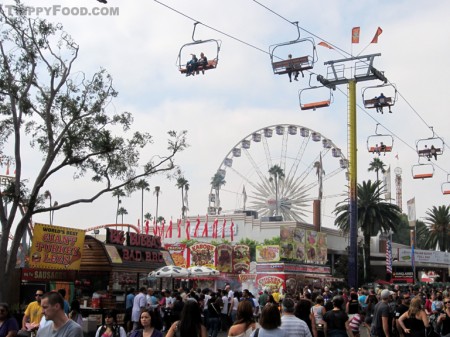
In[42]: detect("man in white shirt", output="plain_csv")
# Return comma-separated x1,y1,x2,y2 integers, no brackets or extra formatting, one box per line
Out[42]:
221,289,230,331
280,298,312,337
131,287,147,330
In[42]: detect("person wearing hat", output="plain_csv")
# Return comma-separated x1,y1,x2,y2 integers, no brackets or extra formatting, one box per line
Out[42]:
280,298,312,337
370,290,392,337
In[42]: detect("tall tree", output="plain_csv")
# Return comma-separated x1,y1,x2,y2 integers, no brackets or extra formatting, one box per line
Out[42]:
0,2,186,302
422,205,450,252
153,186,161,222
134,179,150,231
211,173,226,214
368,158,386,197
176,176,189,218
268,165,285,216
112,189,126,224
117,207,128,224
334,180,401,282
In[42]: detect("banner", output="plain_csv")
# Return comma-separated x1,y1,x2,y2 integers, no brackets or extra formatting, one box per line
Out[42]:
256,245,280,262
256,274,285,292
29,223,85,270
164,243,188,267
407,197,416,227
232,245,250,273
216,244,233,273
189,243,216,268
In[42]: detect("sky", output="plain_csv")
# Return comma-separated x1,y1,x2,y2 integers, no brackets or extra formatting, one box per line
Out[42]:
2,0,450,234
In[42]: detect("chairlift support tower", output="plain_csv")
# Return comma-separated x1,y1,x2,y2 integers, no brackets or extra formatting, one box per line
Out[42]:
316,53,387,288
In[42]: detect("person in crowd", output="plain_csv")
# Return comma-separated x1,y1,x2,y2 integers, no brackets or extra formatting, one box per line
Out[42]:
95,310,127,337
20,289,44,336
395,293,411,337
280,298,312,337
250,304,288,337
436,297,450,337
208,294,223,337
347,309,369,337
129,309,163,337
201,288,211,328
398,297,429,337
186,54,198,77
146,288,158,311
322,296,352,337
197,52,208,74
131,287,148,331
171,294,184,324
346,292,360,318
259,290,269,309
36,292,83,337
166,300,207,337
311,296,326,337
0,302,19,337
57,289,70,315
293,298,313,335
227,300,256,337
230,291,241,323
370,290,392,337
358,289,368,313
365,292,379,325
68,300,83,326
125,288,135,332
221,289,231,331
160,290,174,332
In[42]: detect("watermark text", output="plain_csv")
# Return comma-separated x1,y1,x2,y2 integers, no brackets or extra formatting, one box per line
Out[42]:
1,4,119,16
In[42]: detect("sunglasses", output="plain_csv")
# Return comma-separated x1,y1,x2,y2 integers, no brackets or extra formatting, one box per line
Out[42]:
445,301,450,304
35,294,43,297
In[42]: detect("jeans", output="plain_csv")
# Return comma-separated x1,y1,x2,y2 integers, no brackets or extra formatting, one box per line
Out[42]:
208,317,220,337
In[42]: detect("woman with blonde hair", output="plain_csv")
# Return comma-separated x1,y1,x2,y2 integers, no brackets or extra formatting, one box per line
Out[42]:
398,297,430,337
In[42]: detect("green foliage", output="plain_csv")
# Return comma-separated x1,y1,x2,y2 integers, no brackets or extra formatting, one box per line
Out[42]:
391,214,412,246
422,205,450,251
0,1,186,303
263,237,280,245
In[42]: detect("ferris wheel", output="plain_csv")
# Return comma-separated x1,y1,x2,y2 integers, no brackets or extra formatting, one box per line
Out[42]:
208,124,349,227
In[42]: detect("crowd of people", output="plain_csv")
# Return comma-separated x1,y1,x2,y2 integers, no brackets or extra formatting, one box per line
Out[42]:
11,283,450,337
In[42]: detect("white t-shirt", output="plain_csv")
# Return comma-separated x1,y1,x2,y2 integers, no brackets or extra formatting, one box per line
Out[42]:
221,295,229,314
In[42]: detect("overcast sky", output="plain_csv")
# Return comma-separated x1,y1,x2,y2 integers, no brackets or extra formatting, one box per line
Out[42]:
3,0,450,233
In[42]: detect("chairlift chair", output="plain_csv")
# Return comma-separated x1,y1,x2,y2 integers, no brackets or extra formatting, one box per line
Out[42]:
415,127,445,161
411,163,434,180
299,86,333,110
362,83,397,113
442,174,450,195
269,22,318,77
367,124,394,155
177,22,222,75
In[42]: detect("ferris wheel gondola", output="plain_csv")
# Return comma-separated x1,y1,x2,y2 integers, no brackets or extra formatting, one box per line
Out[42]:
367,124,394,155
207,124,348,226
176,22,222,76
416,127,444,161
362,83,397,113
269,22,318,78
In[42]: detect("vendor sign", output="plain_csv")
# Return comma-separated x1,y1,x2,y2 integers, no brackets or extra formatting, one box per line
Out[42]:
190,243,216,268
216,244,233,273
29,223,85,270
232,244,250,273
256,274,285,292
165,243,188,268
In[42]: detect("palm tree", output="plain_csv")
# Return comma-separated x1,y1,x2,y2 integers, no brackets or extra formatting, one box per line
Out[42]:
211,173,226,214
422,205,450,251
117,207,128,224
44,190,52,225
153,186,161,222
368,158,386,197
112,189,126,224
135,179,150,232
176,177,189,218
334,180,401,282
268,165,285,216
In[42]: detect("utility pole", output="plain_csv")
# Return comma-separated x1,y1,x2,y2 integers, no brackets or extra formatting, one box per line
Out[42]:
317,53,387,288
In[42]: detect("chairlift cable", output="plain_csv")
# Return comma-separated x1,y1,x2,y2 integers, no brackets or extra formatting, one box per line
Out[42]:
154,0,270,55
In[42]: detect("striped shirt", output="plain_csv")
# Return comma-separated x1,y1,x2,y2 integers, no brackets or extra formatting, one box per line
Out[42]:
280,314,313,337
349,313,363,332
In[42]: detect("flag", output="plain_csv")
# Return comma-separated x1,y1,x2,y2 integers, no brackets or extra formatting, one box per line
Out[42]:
6,160,10,175
193,216,201,237
145,220,149,235
153,219,158,236
165,219,173,238
386,238,393,274
221,219,227,238
383,166,391,200
371,27,383,43
186,220,191,240
318,41,334,49
407,197,416,226
212,218,218,238
352,27,360,43
202,215,209,237
395,153,399,160
177,219,181,238
230,220,235,241
160,220,165,238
